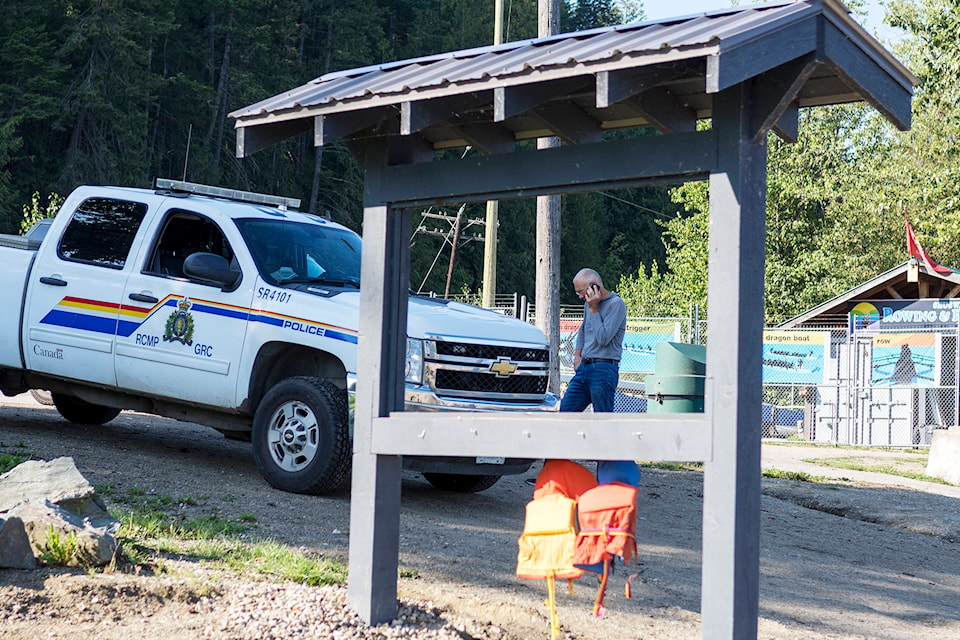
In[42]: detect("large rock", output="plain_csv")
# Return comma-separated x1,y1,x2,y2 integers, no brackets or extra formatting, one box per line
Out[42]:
0,457,119,568
0,516,36,569
926,426,960,485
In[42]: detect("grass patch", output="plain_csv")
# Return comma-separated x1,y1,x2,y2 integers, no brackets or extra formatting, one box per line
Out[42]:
0,441,33,473
107,486,346,588
801,457,952,485
0,451,30,473
641,462,704,472
761,468,833,483
217,539,346,585
103,486,207,511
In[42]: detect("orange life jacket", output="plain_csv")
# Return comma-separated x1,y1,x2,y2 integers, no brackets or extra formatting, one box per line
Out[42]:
573,481,640,616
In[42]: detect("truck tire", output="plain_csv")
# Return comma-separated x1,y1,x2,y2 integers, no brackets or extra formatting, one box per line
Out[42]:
422,473,501,493
30,389,54,406
51,393,121,425
252,377,351,495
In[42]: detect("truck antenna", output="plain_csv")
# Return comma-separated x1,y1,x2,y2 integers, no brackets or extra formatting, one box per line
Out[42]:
182,124,193,181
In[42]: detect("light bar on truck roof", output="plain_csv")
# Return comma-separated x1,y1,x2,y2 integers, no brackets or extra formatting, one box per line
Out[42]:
155,178,301,210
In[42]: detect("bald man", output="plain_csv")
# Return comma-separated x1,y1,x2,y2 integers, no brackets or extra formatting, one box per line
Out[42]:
561,268,639,486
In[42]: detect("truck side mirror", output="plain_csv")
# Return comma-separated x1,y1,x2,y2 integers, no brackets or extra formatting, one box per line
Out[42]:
182,252,241,289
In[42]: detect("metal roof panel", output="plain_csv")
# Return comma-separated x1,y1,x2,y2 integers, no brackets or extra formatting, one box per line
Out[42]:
230,0,915,146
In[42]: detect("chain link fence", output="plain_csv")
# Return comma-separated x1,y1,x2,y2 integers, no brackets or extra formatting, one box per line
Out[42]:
458,293,959,445
762,324,958,446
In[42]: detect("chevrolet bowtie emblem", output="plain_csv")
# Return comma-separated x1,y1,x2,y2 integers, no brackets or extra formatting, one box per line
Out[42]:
489,357,518,377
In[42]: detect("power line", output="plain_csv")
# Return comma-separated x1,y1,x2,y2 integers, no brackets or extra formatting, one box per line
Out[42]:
596,191,675,220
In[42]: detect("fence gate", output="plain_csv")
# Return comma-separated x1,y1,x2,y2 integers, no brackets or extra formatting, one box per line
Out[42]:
846,323,959,446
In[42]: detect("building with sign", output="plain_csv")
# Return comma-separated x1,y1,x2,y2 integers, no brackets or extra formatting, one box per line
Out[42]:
773,260,960,447
779,259,960,329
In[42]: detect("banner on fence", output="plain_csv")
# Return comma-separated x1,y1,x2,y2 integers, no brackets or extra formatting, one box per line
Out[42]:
761,331,828,384
559,319,680,373
870,332,937,386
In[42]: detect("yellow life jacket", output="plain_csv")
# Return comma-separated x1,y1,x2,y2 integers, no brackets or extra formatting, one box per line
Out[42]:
516,460,598,638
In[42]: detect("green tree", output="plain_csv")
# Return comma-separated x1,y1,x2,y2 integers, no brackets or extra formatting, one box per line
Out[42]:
20,191,63,235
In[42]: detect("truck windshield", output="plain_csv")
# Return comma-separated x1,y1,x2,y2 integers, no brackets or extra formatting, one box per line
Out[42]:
235,218,361,287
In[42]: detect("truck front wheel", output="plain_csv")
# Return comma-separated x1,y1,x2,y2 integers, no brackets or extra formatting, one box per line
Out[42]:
422,473,501,493
51,393,121,425
252,377,351,495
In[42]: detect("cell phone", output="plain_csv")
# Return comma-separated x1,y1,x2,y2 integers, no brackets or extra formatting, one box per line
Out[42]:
590,283,600,293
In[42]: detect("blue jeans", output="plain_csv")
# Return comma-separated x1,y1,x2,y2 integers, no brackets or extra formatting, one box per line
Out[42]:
560,360,620,413
560,361,641,487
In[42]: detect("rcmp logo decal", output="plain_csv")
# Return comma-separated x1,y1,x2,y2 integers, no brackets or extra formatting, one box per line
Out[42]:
163,298,195,346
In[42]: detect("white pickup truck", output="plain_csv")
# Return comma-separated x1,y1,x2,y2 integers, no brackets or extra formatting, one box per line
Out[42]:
0,179,557,494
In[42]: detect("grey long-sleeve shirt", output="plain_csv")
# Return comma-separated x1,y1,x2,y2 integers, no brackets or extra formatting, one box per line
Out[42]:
574,292,626,360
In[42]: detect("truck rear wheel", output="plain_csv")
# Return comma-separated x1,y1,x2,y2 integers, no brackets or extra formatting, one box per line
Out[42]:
252,377,351,495
422,473,501,493
51,393,121,425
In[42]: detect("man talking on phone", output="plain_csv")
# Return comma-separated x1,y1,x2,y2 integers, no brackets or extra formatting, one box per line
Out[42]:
561,268,640,486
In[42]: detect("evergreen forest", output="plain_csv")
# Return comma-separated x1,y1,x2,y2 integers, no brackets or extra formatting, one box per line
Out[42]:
2,0,960,322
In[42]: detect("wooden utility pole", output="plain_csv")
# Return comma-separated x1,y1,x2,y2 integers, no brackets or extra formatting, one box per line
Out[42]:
481,0,505,309
536,0,561,394
444,208,464,298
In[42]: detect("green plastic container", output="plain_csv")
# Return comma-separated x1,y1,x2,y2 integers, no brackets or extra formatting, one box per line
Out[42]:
646,342,706,414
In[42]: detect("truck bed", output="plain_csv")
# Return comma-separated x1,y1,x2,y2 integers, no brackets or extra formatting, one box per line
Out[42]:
0,236,38,369
0,233,42,251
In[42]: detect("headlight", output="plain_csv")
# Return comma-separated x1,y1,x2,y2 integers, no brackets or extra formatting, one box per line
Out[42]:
405,338,424,384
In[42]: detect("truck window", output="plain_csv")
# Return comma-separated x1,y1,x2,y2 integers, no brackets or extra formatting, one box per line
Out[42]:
145,209,236,281
235,218,361,286
58,198,148,269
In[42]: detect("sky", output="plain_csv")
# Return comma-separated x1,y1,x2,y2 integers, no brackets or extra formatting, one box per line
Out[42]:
639,0,905,44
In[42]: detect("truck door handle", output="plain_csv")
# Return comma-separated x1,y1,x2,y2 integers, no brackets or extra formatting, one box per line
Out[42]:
39,276,67,286
128,293,159,304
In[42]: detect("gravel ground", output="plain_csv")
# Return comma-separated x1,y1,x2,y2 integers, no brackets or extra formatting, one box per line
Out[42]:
2,393,960,640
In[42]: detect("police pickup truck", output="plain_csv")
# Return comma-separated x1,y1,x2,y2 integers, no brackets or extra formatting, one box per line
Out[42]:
0,179,557,494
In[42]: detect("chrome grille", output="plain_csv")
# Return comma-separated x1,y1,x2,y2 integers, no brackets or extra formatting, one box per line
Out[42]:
434,342,549,362
427,339,550,402
435,370,548,395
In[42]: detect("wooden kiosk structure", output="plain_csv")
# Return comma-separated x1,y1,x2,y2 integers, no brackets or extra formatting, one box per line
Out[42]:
231,2,914,637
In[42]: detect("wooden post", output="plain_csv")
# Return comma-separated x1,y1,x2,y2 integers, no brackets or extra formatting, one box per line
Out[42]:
482,0,505,309
536,0,562,393
347,141,411,624
701,80,766,640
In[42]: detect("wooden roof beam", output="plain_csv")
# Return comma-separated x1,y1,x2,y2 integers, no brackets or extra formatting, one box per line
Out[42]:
773,104,799,144
494,77,593,122
316,106,398,146
750,56,817,144
821,21,913,130
531,101,603,145
400,92,490,135
707,19,817,94
595,61,702,109
617,86,697,134
455,122,516,155
236,118,313,158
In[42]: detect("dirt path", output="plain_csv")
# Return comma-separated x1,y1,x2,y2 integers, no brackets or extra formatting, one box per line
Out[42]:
1,394,959,639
